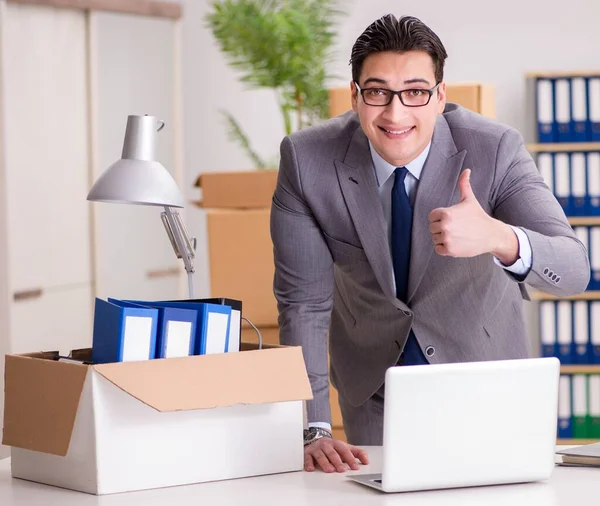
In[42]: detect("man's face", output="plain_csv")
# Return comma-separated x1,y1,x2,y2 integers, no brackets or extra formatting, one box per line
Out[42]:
351,50,446,167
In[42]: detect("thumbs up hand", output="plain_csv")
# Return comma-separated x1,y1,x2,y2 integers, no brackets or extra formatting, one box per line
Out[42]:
457,167,477,204
428,169,519,264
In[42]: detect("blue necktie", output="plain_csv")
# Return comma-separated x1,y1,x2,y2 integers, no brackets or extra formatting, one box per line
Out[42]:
391,167,428,365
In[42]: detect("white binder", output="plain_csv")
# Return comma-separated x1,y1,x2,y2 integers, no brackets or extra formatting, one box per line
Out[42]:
571,152,586,214
557,300,573,363
537,152,553,193
553,153,570,211
539,300,556,357
573,300,589,363
555,78,571,141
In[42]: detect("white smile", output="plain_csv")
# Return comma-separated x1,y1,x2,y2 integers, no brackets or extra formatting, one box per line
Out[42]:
382,127,413,135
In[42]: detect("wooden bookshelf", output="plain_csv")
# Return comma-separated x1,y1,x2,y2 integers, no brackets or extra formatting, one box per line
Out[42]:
557,438,600,446
526,142,600,152
531,291,600,301
559,365,600,374
526,70,600,78
568,217,600,226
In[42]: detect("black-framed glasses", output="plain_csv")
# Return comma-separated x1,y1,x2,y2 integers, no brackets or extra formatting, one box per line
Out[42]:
354,81,440,107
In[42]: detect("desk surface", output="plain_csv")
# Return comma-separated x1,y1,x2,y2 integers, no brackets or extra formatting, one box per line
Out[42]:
0,446,598,505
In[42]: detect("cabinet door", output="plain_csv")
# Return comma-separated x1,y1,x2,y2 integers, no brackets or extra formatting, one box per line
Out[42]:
89,11,185,301
10,283,93,356
2,3,92,293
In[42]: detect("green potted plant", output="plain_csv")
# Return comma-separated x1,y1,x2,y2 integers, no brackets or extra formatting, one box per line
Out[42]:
205,0,344,170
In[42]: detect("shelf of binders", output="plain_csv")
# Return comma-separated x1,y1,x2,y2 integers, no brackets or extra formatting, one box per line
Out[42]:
556,373,600,442
528,71,600,445
530,71,600,144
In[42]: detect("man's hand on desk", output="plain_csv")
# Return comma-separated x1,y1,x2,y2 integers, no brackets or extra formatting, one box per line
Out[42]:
304,438,369,473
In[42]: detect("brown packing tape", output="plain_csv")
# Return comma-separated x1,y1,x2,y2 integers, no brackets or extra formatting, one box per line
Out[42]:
2,354,88,456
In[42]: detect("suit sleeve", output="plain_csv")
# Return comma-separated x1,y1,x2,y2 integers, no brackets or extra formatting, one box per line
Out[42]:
270,135,334,425
491,128,590,296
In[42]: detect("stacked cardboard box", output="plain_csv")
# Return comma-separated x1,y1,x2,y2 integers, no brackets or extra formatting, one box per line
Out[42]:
196,169,348,440
198,83,496,443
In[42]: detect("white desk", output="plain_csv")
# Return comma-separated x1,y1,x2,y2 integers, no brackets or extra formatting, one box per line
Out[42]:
0,446,597,505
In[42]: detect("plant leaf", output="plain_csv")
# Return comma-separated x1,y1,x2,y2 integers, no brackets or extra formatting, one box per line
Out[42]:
221,110,268,169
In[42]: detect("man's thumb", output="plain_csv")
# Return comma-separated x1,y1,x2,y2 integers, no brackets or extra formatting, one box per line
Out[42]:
459,169,473,202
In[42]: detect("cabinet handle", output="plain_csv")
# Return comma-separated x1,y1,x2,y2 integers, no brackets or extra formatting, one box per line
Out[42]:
13,288,43,301
146,267,180,279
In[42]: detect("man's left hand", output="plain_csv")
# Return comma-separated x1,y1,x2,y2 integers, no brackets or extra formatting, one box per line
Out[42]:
428,169,518,265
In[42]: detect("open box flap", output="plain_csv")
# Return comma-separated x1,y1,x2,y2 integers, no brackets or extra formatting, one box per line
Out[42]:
92,346,313,412
2,354,88,456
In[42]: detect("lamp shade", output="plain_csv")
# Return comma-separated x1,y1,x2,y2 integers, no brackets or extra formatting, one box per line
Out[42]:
87,115,185,208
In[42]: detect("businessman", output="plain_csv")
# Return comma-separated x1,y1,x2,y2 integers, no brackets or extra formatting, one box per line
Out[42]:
270,14,590,473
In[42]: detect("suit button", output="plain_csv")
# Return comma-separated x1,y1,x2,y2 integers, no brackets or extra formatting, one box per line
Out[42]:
425,346,435,357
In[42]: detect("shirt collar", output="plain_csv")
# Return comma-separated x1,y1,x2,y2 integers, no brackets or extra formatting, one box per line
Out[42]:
369,140,432,187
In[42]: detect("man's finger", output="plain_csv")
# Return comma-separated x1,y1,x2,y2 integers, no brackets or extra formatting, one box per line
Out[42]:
322,445,349,473
335,445,361,471
435,243,448,256
429,207,449,224
429,221,443,234
350,446,370,465
432,232,444,245
311,448,334,473
304,452,315,472
458,169,473,202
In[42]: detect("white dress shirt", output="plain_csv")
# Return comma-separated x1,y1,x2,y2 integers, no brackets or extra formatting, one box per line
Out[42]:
309,141,532,433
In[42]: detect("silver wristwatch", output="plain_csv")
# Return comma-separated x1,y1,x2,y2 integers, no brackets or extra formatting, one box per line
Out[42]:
303,427,332,446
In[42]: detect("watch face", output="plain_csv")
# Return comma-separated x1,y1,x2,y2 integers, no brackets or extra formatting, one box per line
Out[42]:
304,428,329,445
304,431,317,442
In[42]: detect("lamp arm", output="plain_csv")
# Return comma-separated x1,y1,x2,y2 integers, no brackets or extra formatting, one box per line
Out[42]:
161,206,196,298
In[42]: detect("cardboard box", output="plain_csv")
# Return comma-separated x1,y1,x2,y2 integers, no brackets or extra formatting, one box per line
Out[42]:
329,87,354,119
328,83,496,118
206,209,278,327
194,170,278,209
242,325,280,346
240,325,347,441
2,344,312,495
446,82,496,119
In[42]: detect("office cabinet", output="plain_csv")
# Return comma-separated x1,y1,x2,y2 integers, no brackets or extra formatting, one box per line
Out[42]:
1,0,93,354
0,0,183,458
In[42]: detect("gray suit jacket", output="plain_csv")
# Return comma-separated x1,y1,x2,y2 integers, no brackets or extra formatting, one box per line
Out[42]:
270,103,590,425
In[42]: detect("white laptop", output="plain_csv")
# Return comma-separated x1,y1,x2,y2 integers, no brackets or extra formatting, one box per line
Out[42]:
348,357,560,493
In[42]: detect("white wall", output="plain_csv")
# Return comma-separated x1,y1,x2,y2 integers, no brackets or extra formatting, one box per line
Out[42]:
181,0,600,179
178,0,599,342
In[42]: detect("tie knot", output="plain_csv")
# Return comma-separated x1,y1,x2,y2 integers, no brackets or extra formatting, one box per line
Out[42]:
394,166,409,186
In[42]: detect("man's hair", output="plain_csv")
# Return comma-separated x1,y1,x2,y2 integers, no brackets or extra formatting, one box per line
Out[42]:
350,14,448,85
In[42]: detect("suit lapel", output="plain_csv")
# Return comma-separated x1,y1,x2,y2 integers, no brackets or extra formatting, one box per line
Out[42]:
407,115,467,303
334,127,396,300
